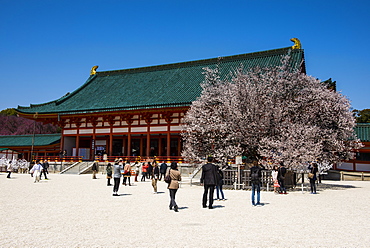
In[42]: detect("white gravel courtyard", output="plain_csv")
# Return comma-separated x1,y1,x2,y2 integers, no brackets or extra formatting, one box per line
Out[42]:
1,173,369,247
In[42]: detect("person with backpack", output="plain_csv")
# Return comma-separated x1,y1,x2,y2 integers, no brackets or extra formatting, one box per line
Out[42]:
250,160,265,206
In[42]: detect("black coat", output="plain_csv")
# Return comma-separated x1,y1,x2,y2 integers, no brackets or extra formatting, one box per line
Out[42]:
200,163,218,185
159,163,167,173
250,165,264,184
278,166,287,180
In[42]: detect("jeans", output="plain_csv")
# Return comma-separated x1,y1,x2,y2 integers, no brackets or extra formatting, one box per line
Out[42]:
113,178,120,193
251,183,260,205
123,176,131,185
202,185,215,208
309,179,316,193
159,172,165,181
216,185,224,199
40,169,48,179
141,173,146,181
278,178,286,193
169,189,178,208
152,179,158,192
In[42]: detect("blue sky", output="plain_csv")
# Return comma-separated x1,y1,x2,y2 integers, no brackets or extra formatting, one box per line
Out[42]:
1,0,369,111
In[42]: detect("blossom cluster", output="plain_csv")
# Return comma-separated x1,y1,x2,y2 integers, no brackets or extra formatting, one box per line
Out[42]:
181,57,362,170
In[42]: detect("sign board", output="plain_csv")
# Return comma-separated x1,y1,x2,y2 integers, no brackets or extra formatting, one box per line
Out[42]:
235,156,242,164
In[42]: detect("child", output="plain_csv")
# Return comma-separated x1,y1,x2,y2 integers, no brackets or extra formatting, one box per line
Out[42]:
272,165,279,194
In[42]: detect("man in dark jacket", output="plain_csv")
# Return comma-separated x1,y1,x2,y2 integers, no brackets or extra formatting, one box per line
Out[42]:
250,161,265,206
159,161,167,181
200,157,218,209
40,159,49,180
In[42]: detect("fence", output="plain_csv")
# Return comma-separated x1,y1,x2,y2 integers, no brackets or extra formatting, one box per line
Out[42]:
222,169,296,190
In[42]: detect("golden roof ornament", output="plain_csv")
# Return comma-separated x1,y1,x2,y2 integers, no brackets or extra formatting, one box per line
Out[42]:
90,65,99,75
290,38,301,49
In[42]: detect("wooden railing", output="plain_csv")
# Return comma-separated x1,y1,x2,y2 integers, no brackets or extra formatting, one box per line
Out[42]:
93,156,187,163
32,156,84,163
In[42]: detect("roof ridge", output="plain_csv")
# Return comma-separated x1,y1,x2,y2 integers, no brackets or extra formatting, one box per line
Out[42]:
97,47,293,75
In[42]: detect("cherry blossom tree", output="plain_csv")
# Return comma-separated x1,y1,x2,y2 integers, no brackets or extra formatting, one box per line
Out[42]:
0,110,59,135
181,58,362,170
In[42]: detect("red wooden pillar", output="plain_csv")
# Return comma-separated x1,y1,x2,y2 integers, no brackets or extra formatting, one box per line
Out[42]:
146,133,150,157
76,135,80,157
109,134,113,157
167,126,171,157
127,133,131,156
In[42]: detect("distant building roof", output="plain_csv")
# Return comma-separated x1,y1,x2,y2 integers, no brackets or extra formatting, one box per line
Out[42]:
0,134,61,147
355,123,370,142
17,47,305,115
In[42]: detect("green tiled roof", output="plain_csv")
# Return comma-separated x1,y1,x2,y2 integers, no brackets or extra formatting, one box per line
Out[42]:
0,134,61,147
355,123,370,142
17,47,305,115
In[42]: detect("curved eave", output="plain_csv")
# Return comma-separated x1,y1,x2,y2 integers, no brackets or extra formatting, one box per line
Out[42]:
16,102,191,116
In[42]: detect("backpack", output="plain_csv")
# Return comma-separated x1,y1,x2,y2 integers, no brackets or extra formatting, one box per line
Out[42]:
250,168,260,183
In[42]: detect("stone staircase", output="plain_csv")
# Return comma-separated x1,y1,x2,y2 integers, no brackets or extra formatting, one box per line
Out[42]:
60,162,95,175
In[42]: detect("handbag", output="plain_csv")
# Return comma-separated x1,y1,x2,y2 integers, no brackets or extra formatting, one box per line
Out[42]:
164,169,172,184
308,172,314,179
273,180,280,187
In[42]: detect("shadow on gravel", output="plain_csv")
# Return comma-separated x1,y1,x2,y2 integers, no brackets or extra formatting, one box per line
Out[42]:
318,183,359,191
212,205,225,209
292,183,359,192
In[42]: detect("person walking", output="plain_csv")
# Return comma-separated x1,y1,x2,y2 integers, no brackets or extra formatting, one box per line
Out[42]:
278,162,287,194
30,159,43,183
272,165,279,194
133,161,140,182
92,162,98,179
151,162,160,193
112,160,123,196
122,162,132,186
200,156,218,209
159,161,168,181
250,161,265,206
40,159,49,180
166,162,182,212
106,163,112,186
146,162,152,179
141,162,148,182
308,163,319,194
215,165,225,201
6,161,13,178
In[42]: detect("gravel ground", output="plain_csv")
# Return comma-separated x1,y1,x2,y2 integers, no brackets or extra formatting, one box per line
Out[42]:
1,173,369,248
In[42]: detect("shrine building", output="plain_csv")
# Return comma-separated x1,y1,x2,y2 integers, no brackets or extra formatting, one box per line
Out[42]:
16,40,305,161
